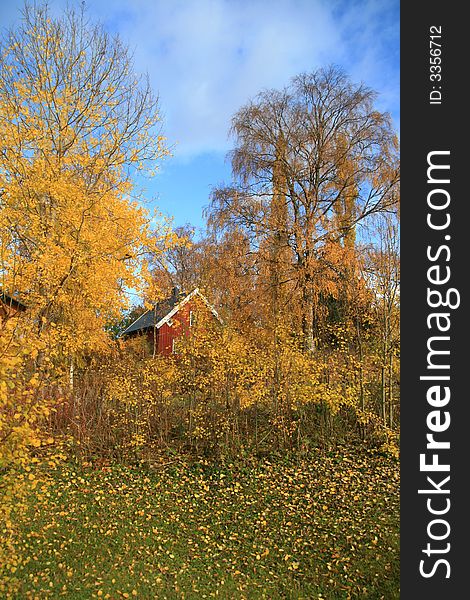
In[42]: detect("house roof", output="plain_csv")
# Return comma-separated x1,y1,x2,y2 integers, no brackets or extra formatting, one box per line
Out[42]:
120,288,221,337
0,291,27,311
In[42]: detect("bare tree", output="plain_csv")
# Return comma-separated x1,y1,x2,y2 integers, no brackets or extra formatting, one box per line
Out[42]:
364,211,400,427
208,66,399,351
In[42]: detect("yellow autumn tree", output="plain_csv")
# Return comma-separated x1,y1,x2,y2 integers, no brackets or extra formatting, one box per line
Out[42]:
0,2,172,365
209,66,399,353
0,3,174,574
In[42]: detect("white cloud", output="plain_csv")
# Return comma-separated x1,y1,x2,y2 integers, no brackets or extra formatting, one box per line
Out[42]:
1,0,399,156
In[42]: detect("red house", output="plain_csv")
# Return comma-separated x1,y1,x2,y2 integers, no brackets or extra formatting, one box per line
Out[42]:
120,287,221,356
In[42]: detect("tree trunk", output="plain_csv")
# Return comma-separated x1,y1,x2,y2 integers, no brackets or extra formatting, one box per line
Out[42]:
389,352,394,429
355,318,365,439
301,288,315,353
69,355,75,391
381,365,386,426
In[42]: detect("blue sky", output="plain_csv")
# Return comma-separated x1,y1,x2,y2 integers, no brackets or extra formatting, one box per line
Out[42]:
1,0,399,231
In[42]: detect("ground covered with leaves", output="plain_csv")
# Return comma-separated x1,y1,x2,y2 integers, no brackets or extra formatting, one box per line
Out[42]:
4,446,399,599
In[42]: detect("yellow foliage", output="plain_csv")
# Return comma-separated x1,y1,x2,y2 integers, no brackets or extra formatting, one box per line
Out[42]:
0,319,51,593
0,3,175,585
0,321,46,469
0,2,172,361
98,314,375,456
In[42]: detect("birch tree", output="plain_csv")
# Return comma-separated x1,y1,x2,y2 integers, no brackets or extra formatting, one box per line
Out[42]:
0,2,172,363
209,66,399,351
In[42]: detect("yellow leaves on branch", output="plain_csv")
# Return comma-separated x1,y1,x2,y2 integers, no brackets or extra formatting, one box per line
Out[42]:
0,5,177,548
0,2,173,358
0,321,47,470
99,315,369,455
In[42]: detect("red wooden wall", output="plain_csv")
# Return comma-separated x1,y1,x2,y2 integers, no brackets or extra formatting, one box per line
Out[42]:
146,301,193,356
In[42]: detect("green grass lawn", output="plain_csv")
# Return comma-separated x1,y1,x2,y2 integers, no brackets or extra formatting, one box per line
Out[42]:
5,446,399,599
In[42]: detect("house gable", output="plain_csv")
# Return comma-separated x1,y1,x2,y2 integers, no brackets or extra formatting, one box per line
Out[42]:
154,288,221,329
120,288,221,356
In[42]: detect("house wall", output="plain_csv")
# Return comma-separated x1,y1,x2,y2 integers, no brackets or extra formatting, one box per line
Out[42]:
158,302,192,356
141,295,218,357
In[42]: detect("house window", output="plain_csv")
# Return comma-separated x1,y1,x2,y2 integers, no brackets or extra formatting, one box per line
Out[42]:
189,310,194,327
172,338,181,354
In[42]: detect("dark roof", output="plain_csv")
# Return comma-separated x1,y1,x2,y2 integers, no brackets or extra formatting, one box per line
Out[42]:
120,287,221,337
121,288,184,336
121,310,157,334
0,291,27,311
